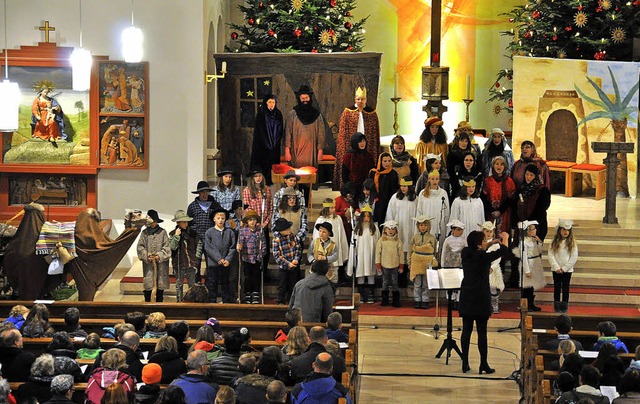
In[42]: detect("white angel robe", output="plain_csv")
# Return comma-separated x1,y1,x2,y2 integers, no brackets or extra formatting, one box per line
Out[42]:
385,195,417,253
346,226,380,278
449,197,484,241
416,187,450,248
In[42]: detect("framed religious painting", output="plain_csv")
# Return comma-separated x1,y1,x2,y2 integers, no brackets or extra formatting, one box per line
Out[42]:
96,61,148,169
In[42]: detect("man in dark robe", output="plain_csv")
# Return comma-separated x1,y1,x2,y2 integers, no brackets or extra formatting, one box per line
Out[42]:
284,85,325,168
251,94,284,186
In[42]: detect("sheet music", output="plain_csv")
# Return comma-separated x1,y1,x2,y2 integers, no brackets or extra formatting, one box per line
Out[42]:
600,386,618,402
426,269,441,289
439,268,463,289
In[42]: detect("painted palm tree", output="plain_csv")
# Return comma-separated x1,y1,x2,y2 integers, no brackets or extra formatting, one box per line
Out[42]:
575,66,639,196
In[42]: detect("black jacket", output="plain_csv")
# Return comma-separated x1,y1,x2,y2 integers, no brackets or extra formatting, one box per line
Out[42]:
459,244,507,318
135,384,161,404
148,349,187,384
235,373,275,404
43,395,76,404
209,352,242,385
0,346,36,382
290,342,346,385
14,375,53,403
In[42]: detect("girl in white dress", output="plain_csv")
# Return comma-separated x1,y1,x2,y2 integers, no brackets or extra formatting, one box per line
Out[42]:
450,178,484,240
548,218,578,313
513,220,546,311
440,219,466,303
416,169,450,251
347,205,380,303
386,176,418,288
313,198,350,284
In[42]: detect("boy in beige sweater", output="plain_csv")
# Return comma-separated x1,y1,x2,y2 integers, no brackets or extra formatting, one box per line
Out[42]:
375,220,405,307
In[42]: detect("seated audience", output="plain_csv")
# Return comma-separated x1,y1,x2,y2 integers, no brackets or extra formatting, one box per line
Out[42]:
205,317,224,341
76,332,104,360
275,308,301,343
558,365,610,404
171,350,219,404
14,353,55,403
149,335,187,383
543,314,584,351
281,326,309,363
266,380,288,403
290,326,346,385
156,385,187,404
613,370,640,403
325,339,341,358
44,374,75,404
593,343,621,374
135,363,163,404
46,331,83,382
189,325,223,360
168,320,191,360
61,307,88,338
3,304,28,330
289,260,335,323
593,321,629,353
216,385,236,404
555,371,577,398
291,353,352,404
559,353,585,390
210,330,245,385
144,312,168,338
85,348,136,404
600,354,625,389
124,311,147,338
20,303,54,338
0,327,36,382
235,353,281,404
326,312,348,344
90,330,143,381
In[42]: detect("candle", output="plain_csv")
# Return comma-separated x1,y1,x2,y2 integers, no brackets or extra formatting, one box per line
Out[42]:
465,75,471,100
394,71,399,98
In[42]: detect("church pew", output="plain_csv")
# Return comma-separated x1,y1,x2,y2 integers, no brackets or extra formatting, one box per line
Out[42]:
537,349,634,369
529,311,640,333
47,317,353,341
0,300,358,326
533,329,640,353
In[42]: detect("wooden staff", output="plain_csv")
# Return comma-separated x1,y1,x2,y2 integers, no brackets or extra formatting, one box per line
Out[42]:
151,257,158,302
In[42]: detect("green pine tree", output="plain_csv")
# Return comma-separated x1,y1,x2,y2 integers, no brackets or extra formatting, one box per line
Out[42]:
226,0,368,53
489,0,640,115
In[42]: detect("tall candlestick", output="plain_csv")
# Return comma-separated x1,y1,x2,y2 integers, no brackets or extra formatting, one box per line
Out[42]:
465,75,470,100
394,72,399,98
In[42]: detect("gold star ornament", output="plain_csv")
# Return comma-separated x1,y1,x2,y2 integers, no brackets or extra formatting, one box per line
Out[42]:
263,80,270,86
611,27,626,44
247,90,254,97
574,11,587,28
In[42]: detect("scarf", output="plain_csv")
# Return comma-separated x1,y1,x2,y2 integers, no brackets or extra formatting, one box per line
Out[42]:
486,140,505,159
519,176,542,198
293,103,320,125
370,154,393,192
390,148,412,168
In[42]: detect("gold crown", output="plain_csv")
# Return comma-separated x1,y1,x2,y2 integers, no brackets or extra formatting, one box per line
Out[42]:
360,204,373,214
399,178,413,186
322,201,335,208
462,179,476,187
355,86,367,98
428,170,440,178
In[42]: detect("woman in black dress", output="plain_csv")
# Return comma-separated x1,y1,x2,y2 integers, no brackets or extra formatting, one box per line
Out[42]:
459,230,508,374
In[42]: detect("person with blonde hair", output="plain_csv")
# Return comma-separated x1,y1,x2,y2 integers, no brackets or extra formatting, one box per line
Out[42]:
4,304,28,329
144,312,167,338
282,326,310,362
215,385,236,404
85,348,135,404
149,335,187,383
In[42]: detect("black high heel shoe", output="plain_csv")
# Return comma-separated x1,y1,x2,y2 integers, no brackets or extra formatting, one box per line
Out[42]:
479,363,495,374
462,362,470,373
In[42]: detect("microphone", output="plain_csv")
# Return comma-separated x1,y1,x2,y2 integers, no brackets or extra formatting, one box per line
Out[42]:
441,196,445,202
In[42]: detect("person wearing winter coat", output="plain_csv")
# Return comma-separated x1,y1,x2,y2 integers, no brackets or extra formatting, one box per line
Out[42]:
341,132,376,186
14,353,55,403
137,209,171,302
480,128,514,177
291,352,352,404
234,355,280,404
85,348,136,404
289,260,335,323
148,336,187,384
0,328,36,382
375,220,405,307
169,210,203,302
171,350,219,404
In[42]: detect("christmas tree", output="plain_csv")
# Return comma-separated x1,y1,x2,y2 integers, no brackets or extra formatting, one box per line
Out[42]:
489,0,640,114
226,0,368,53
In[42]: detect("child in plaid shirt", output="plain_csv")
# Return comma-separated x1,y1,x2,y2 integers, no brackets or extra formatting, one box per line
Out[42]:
272,217,302,304
237,209,267,304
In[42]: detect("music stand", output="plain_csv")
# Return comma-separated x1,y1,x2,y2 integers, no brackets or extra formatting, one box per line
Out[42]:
434,287,462,364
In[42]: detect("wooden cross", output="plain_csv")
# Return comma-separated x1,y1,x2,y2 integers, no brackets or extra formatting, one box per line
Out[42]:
38,21,55,43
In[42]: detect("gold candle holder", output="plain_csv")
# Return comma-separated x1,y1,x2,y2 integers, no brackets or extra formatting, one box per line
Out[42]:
391,97,401,135
462,98,474,122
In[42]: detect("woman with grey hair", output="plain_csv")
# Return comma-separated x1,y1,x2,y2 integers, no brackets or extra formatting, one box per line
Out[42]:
0,379,11,404
48,374,75,403
14,353,55,403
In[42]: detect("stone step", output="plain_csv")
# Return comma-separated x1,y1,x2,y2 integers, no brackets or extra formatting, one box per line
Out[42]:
543,239,640,256
541,255,638,272
543,272,640,288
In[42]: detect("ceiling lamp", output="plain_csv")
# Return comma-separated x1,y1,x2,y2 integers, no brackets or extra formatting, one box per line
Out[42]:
70,0,92,91
0,0,20,132
121,0,143,63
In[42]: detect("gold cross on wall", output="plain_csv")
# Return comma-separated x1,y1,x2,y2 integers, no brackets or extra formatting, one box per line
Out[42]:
38,21,56,43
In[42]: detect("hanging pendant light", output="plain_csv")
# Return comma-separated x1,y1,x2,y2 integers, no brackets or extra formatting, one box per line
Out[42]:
0,0,20,132
121,0,143,62
70,0,92,91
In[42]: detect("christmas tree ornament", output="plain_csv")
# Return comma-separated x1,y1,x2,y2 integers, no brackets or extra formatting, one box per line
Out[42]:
557,50,566,58
345,21,352,29
330,0,337,7
600,0,612,10
532,10,541,19
594,50,606,59
231,32,238,40
294,28,302,37
611,27,626,43
345,11,351,16
574,11,588,27
268,29,275,36
292,0,303,12
248,18,255,25
312,48,318,52
320,30,331,45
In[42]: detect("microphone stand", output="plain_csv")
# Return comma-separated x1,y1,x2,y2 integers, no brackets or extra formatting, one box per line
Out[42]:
236,175,244,304
349,206,357,307
432,195,447,338
260,193,266,304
